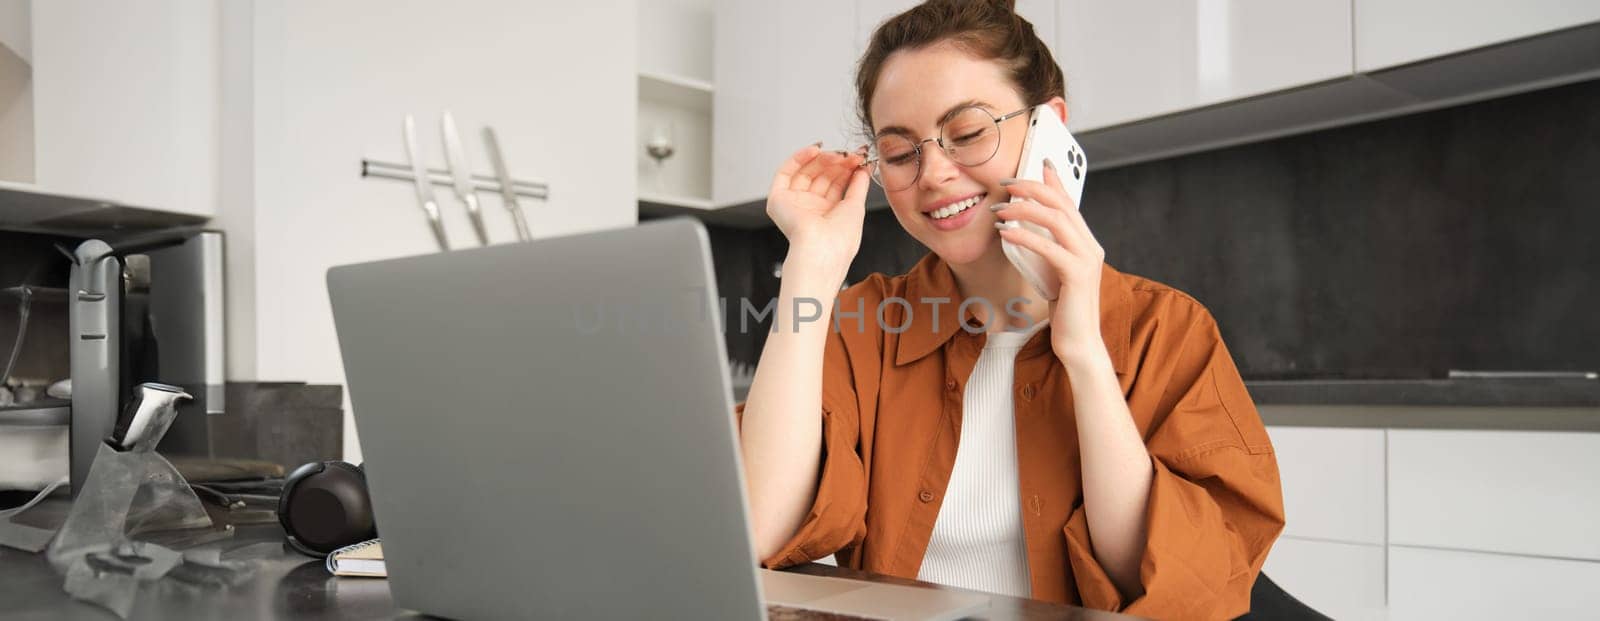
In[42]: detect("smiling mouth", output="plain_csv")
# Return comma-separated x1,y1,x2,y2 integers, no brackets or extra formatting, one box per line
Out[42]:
927,193,987,220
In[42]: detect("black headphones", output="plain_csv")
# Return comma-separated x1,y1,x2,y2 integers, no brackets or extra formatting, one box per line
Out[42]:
277,460,378,557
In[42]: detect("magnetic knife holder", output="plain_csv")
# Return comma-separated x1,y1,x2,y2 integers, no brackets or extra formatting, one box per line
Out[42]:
360,159,551,200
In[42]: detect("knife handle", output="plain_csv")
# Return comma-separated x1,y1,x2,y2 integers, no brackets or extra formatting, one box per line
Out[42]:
462,194,490,246
508,206,532,242
422,200,450,251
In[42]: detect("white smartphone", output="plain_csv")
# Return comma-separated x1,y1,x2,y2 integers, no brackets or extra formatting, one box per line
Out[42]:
999,103,1088,301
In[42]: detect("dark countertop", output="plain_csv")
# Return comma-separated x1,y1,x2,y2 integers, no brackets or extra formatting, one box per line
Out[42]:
1245,376,1600,408
1257,404,1600,432
1,499,1125,620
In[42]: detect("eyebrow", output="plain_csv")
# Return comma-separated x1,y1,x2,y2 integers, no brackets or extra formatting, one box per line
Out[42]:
874,99,994,138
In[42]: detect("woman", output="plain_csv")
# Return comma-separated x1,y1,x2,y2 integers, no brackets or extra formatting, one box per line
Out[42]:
736,1,1284,618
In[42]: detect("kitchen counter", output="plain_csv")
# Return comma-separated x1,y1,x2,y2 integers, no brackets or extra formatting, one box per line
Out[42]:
1245,376,1600,408
1246,377,1600,431
0,499,1126,620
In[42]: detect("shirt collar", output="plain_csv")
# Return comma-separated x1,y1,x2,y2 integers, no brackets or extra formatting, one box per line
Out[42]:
893,252,1134,375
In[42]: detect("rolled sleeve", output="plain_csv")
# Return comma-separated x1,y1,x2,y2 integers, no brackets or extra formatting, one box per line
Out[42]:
1064,303,1285,619
1064,451,1282,619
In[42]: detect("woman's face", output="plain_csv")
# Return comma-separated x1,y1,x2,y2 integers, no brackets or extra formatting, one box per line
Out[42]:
868,41,1061,266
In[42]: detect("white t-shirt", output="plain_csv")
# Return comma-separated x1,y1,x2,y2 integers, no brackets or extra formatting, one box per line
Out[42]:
916,319,1049,598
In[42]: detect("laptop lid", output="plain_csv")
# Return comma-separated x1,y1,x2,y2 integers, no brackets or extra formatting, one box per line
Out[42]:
327,218,765,619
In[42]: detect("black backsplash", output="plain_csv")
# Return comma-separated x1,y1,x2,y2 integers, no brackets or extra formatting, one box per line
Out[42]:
700,78,1600,378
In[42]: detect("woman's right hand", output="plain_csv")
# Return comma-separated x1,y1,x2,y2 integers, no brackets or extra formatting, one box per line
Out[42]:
766,144,872,275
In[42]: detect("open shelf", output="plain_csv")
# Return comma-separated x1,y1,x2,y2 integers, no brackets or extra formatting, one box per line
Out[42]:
637,70,714,214
638,71,713,112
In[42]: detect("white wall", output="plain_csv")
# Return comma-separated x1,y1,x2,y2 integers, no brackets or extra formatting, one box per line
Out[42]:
220,1,638,460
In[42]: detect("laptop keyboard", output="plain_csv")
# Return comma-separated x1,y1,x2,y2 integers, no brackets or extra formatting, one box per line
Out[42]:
765,604,888,621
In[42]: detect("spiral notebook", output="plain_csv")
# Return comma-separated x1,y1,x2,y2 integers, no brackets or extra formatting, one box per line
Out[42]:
325,538,386,577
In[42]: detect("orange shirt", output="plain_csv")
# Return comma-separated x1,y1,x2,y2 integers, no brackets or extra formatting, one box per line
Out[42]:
737,253,1284,620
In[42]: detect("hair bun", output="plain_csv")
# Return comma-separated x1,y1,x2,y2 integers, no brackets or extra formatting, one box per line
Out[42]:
856,0,1066,140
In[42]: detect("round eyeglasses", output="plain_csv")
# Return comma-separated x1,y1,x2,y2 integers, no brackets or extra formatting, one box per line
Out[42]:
862,104,1033,192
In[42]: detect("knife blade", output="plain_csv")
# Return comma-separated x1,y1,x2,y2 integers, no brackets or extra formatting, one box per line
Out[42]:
402,114,450,251
482,127,532,241
441,111,491,246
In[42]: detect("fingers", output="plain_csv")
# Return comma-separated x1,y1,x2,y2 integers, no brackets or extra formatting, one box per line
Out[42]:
808,153,847,195
836,167,871,214
820,151,866,201
993,199,1084,256
1041,157,1067,193
770,143,870,204
995,220,1072,270
1002,176,1076,212
792,149,834,192
1037,158,1094,237
1000,175,1099,249
771,143,825,197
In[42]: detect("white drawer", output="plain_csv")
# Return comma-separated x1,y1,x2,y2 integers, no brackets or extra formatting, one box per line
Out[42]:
1266,426,1385,544
1388,429,1600,560
1389,546,1600,620
1263,537,1387,621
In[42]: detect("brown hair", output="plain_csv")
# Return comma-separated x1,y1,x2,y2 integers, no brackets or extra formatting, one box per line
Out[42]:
854,0,1065,140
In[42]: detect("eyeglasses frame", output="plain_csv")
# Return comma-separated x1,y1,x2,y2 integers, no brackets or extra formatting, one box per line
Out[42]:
858,104,1034,190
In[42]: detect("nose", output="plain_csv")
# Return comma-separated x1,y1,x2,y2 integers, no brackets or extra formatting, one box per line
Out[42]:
917,143,961,191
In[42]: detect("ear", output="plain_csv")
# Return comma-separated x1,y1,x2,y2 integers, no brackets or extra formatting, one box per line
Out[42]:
1045,96,1069,126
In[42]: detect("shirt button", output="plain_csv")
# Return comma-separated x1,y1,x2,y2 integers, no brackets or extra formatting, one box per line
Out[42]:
945,379,958,391
1021,384,1037,400
918,490,935,503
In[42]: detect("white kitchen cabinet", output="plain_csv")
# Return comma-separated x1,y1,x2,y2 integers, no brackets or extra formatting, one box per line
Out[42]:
638,0,713,84
1267,426,1386,545
1389,545,1600,620
1356,0,1600,72
711,0,775,206
1055,0,1353,132
1388,429,1600,561
0,0,30,185
713,0,857,206
774,2,860,161
30,0,219,217
1263,537,1387,621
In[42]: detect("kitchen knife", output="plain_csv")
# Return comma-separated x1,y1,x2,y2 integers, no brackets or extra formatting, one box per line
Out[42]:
402,115,450,251
482,127,533,241
441,111,491,246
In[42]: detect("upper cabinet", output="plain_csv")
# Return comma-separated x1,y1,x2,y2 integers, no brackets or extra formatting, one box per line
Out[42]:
1355,0,1600,72
27,0,219,218
1057,0,1354,132
703,1,1600,215
710,0,775,207
713,0,858,207
0,0,34,187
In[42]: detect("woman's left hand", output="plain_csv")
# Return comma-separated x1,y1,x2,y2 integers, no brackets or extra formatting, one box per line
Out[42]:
993,158,1109,367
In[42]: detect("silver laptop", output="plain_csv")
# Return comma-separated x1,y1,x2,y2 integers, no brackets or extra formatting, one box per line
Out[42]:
327,218,989,620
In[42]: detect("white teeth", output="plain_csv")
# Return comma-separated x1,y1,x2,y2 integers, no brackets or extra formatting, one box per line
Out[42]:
931,194,984,220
